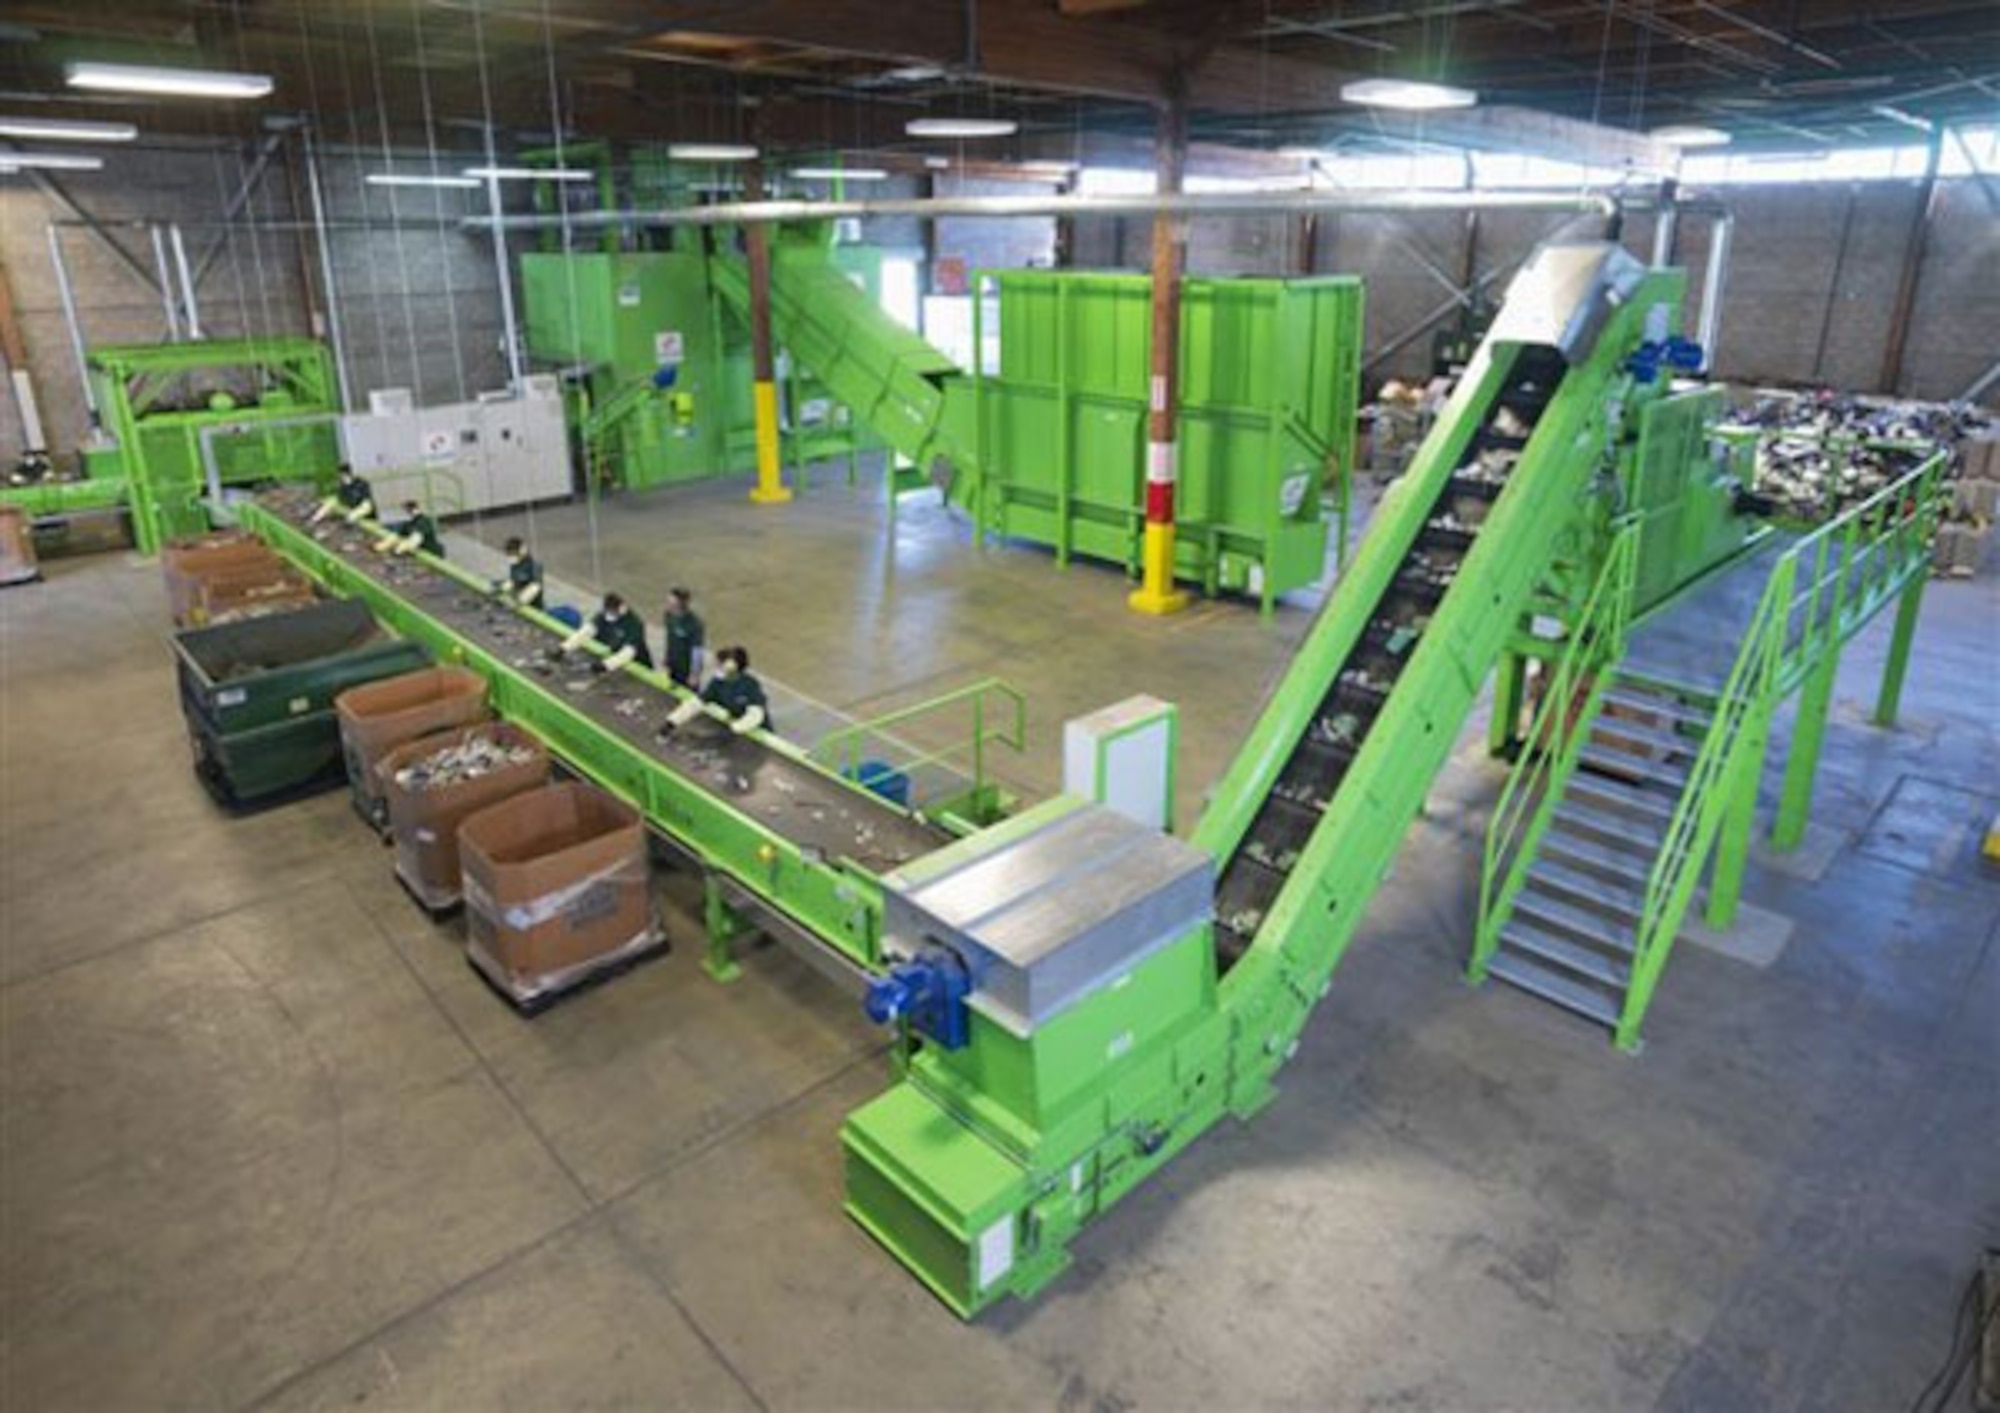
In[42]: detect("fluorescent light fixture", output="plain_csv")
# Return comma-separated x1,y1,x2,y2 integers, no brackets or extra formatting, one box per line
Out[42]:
462,165,593,182
905,117,1017,138
367,172,481,189
885,64,945,82
0,116,137,142
668,143,759,162
923,155,951,170
1017,159,1077,175
66,61,273,99
0,151,105,171
791,166,890,182
1652,123,1731,148
1339,78,1476,112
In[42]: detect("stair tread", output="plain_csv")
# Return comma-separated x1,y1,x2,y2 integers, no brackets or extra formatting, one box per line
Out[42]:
1592,714,1704,756
1567,769,1678,820
1487,953,1621,1027
1542,826,1656,882
1512,888,1639,953
1579,743,1692,787
1501,917,1633,986
1527,857,1647,917
1606,681,1717,723
1551,798,1669,850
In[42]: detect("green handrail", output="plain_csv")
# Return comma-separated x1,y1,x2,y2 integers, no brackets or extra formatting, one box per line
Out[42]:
1616,447,1947,1048
1471,521,1639,979
809,677,1027,814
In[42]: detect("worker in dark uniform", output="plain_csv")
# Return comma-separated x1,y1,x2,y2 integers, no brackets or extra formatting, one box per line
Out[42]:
496,536,543,606
311,465,375,524
558,591,653,673
663,586,705,688
379,499,442,557
659,645,771,737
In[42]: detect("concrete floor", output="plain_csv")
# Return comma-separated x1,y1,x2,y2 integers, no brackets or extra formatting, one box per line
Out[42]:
3,465,1996,1412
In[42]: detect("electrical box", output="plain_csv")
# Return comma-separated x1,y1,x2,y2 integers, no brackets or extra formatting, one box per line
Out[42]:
340,381,572,516
1063,695,1178,832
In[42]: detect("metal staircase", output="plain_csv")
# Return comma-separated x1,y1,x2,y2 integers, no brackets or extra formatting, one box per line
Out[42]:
1485,677,1714,1031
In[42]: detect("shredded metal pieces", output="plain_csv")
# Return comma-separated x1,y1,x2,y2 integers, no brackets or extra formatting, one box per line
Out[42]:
393,734,536,792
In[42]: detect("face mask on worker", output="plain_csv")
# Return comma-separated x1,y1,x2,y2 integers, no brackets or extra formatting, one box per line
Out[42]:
719,655,740,679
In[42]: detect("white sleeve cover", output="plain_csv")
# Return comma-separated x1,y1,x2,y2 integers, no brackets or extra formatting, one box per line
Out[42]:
730,704,766,735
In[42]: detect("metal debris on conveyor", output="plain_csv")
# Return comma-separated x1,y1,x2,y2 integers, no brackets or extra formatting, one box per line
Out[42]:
393,733,538,792
1729,388,1995,524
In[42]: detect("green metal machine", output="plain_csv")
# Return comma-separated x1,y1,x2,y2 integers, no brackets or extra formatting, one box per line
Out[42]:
234,238,1944,1320
0,337,341,555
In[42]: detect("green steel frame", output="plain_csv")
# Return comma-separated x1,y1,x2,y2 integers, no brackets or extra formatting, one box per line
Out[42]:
84,338,340,555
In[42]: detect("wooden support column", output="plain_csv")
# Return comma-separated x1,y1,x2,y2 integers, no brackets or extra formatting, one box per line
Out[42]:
1128,81,1190,616
744,158,790,504
1879,129,1943,397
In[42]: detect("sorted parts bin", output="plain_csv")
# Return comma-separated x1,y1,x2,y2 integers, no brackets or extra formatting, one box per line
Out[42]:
336,667,491,830
172,598,431,805
163,536,281,625
192,563,318,625
459,782,660,1009
0,505,38,586
381,723,548,911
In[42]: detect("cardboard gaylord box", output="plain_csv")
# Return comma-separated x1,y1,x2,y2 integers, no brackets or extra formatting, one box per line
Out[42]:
380,722,548,911
459,782,660,1006
161,533,274,625
335,667,491,830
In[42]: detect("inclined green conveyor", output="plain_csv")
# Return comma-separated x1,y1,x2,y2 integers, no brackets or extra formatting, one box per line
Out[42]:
840,243,1695,1315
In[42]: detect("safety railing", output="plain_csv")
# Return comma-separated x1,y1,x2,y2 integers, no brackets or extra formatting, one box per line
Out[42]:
1471,522,1638,979
1617,555,1787,1049
810,678,1027,828
1615,445,1946,1048
1771,446,1948,692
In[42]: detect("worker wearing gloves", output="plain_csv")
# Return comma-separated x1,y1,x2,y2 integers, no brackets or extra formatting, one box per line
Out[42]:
558,592,654,674
663,586,705,688
375,499,442,557
658,645,773,737
495,536,543,605
311,465,375,524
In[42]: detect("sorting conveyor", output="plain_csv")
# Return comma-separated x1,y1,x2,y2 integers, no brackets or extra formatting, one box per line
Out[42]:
237,487,954,966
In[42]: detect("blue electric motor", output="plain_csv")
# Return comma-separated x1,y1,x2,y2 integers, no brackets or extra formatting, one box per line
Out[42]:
863,948,972,1050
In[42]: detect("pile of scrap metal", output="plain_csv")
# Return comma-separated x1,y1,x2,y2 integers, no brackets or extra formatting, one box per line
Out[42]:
1729,388,1997,575
391,733,540,792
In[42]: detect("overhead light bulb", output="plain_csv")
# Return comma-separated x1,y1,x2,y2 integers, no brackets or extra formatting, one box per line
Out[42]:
65,61,273,100
791,167,890,182
1651,124,1732,148
0,151,105,171
0,116,137,142
1339,78,1476,112
668,143,759,162
463,166,593,182
368,173,481,189
905,117,1017,139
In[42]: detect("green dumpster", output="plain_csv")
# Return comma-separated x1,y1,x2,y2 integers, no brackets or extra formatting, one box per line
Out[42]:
173,599,431,805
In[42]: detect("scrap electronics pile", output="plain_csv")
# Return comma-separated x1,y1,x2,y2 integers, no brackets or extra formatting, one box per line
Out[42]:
164,525,665,1013
1731,389,1998,575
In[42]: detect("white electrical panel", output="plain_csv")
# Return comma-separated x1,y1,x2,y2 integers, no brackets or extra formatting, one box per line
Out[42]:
1062,695,1179,833
341,381,572,516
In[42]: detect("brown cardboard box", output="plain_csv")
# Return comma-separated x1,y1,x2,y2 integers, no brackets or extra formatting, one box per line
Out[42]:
192,563,318,625
0,505,38,586
163,538,282,625
1959,434,2000,483
335,667,490,828
381,723,547,910
460,782,658,1004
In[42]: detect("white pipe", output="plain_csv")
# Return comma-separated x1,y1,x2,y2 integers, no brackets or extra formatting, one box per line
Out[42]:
168,223,204,340
149,225,181,341
463,186,1628,235
10,370,46,455
301,129,355,413
1696,212,1734,372
44,223,98,424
